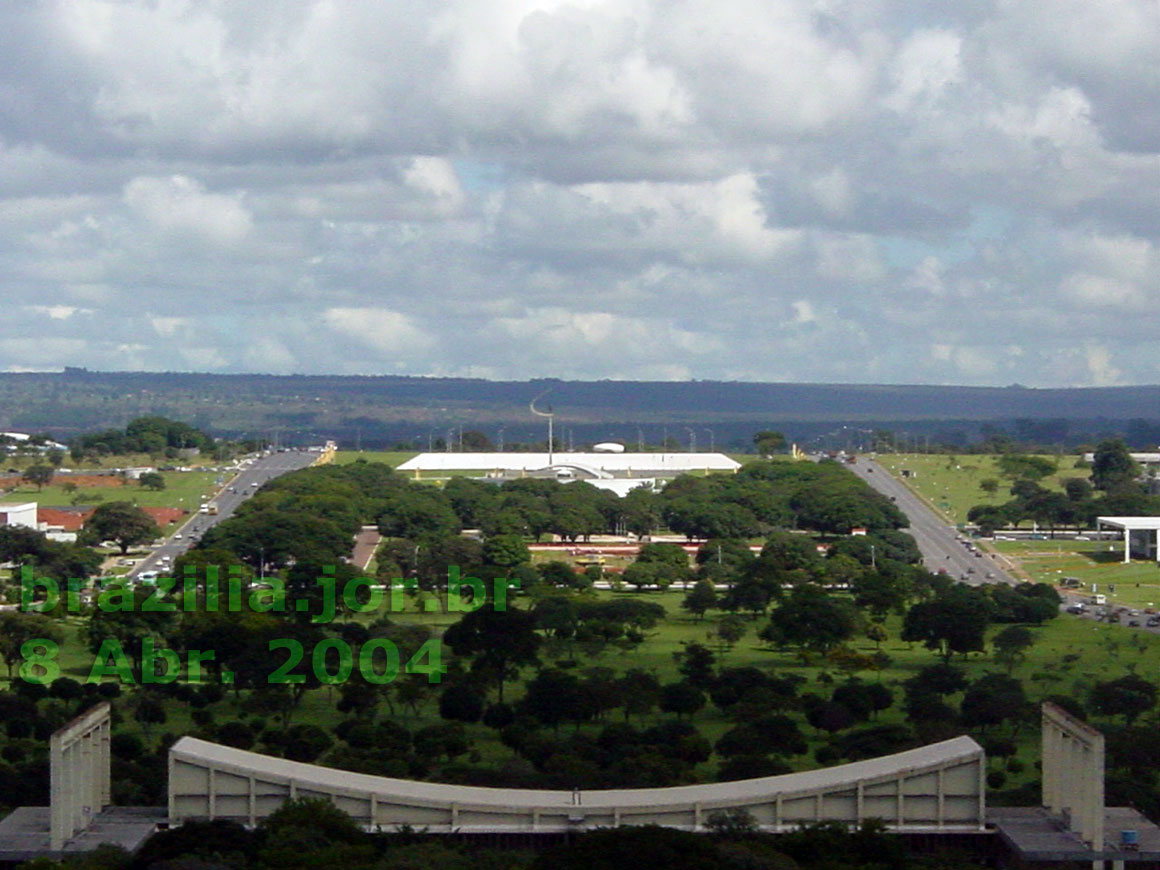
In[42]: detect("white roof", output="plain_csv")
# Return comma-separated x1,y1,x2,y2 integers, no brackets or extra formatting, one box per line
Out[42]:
0,502,37,512
1097,516,1160,531
171,735,980,809
577,478,658,497
396,451,740,473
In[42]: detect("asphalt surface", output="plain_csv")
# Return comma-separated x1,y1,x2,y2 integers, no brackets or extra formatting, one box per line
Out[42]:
839,456,1018,586
128,450,318,579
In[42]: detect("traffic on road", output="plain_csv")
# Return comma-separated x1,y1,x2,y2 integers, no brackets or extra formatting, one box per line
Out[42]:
129,449,318,580
838,455,1018,586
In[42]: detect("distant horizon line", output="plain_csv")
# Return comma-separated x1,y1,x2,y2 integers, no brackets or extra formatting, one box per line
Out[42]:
1,366,1156,392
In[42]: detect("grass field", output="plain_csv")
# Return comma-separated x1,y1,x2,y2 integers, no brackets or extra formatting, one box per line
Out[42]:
873,455,1160,611
333,451,417,467
876,453,1085,525
994,539,1160,609
0,470,224,516
30,583,1160,791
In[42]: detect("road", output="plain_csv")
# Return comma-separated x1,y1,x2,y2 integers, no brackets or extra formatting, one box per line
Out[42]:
840,456,1160,637
840,456,1018,586
129,450,318,579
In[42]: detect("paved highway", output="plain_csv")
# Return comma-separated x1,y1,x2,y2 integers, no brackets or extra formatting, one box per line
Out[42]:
839,456,1019,586
129,450,318,579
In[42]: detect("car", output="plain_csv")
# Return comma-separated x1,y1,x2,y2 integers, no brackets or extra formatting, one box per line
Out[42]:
1066,604,1086,614
1075,535,1089,541
1147,617,1160,627
1129,620,1140,627
173,533,183,540
975,552,983,558
967,567,976,574
985,572,995,579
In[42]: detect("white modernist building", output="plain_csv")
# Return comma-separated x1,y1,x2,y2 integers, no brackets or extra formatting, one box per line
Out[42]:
0,502,38,530
169,735,985,834
397,451,740,478
1095,516,1160,563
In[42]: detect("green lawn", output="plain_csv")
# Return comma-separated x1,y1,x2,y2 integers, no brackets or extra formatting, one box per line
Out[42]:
876,453,1085,525
995,538,1160,609
26,584,1160,792
0,470,223,515
333,451,417,467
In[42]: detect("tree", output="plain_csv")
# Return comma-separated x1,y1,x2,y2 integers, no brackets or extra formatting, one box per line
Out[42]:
806,700,856,735
959,674,1027,733
617,670,661,720
0,612,63,678
659,681,705,718
681,579,717,621
521,668,588,730
459,430,493,451
134,693,168,740
760,585,859,653
1091,674,1158,724
82,501,159,554
635,542,691,585
753,430,787,457
901,586,992,662
438,684,484,724
482,534,531,568
716,715,806,757
996,454,1056,481
138,471,166,491
673,641,716,688
442,604,541,702
21,464,54,490
1091,439,1140,491
712,614,747,654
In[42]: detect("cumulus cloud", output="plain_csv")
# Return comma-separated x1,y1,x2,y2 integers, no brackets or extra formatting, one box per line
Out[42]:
123,175,252,246
0,1,1156,384
323,307,433,357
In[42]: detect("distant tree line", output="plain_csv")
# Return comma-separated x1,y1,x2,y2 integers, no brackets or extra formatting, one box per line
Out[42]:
70,415,218,461
968,439,1158,534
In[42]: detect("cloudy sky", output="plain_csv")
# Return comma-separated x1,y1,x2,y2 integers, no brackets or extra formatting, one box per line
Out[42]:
1,0,1158,385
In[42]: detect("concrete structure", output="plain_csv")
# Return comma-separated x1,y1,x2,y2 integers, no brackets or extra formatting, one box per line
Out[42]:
0,703,163,862
1095,517,1160,563
1042,702,1104,849
0,501,38,530
50,702,113,850
396,451,741,479
989,703,1160,867
169,735,985,833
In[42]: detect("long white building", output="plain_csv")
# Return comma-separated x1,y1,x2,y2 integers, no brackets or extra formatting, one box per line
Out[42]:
396,451,741,478
168,735,985,834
